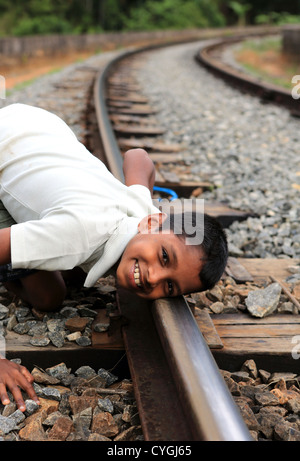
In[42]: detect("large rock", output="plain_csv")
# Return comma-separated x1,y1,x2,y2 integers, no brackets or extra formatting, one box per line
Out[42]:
47,416,74,441
91,412,119,438
18,411,48,441
245,283,281,318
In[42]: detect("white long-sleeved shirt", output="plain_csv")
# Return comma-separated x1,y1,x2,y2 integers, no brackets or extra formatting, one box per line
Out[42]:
0,104,159,287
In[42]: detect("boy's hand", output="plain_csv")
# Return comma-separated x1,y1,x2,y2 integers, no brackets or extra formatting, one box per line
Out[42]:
123,148,156,194
0,358,40,411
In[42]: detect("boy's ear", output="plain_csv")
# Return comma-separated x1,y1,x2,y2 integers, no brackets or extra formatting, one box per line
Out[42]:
138,213,167,234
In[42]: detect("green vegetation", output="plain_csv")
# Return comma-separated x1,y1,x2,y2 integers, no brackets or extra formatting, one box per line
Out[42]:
228,1,252,27
254,11,300,26
121,0,225,31
0,0,299,37
239,37,282,53
0,0,225,36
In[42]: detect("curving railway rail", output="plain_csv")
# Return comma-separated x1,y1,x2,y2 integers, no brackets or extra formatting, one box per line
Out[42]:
195,36,300,117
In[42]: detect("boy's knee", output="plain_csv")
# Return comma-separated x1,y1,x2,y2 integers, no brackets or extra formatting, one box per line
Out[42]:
34,283,66,312
22,270,66,312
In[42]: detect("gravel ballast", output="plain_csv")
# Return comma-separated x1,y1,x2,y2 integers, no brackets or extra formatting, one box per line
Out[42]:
134,40,300,260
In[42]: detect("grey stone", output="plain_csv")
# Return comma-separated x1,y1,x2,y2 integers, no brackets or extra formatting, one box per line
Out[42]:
42,387,61,401
13,322,30,335
27,322,47,336
46,318,65,332
241,359,258,379
9,409,25,425
29,335,50,346
286,399,300,415
15,307,30,319
245,283,282,318
49,330,65,348
97,368,118,386
0,304,9,320
93,322,110,332
60,306,79,318
0,322,5,339
42,411,63,427
75,336,91,346
77,305,97,318
274,421,300,441
254,391,280,406
32,382,44,397
97,398,114,414
6,315,18,331
25,399,39,416
75,366,96,379
46,363,70,380
231,371,252,383
2,402,17,417
270,372,297,383
0,415,17,434
72,407,92,434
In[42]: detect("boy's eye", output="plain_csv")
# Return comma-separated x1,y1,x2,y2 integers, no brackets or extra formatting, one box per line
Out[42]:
162,249,173,295
162,247,168,263
167,281,174,296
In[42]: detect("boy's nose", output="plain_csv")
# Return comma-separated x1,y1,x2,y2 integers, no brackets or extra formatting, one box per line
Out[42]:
147,266,164,288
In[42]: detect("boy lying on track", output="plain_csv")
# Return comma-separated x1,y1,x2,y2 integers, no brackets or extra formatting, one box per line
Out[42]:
0,103,228,410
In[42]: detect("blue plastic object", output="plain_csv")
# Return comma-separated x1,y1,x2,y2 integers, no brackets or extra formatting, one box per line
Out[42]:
153,186,178,201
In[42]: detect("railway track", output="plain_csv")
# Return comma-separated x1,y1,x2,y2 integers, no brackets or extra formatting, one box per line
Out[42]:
1,27,300,442
93,43,255,441
195,35,300,118
93,35,300,441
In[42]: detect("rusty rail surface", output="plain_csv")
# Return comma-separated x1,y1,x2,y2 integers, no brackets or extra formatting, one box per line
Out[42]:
94,40,252,441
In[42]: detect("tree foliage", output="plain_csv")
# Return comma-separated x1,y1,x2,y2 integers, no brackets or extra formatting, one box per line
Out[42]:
0,0,299,36
0,0,225,35
122,0,225,31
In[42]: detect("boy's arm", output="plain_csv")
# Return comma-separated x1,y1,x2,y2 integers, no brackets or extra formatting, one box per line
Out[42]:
122,149,156,195
0,228,11,265
0,228,40,411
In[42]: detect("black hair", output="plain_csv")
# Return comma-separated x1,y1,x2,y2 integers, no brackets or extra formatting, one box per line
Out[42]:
159,211,228,292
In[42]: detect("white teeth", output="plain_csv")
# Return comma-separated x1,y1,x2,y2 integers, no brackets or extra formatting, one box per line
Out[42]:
134,261,142,287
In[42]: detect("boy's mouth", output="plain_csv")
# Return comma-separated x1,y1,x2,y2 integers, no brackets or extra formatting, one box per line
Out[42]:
133,260,142,288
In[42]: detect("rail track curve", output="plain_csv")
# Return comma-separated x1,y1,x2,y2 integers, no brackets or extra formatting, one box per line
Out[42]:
93,39,254,441
195,35,300,117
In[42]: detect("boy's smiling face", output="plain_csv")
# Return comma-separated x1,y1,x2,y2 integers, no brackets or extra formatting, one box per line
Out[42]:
116,214,203,300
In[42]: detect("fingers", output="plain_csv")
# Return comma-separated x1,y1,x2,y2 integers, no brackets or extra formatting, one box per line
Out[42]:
20,365,34,384
0,377,27,411
11,369,40,411
7,383,27,412
0,360,40,411
0,382,10,405
19,368,40,405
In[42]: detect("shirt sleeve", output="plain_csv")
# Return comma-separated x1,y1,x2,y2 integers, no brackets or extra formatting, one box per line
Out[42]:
10,209,91,271
127,184,152,199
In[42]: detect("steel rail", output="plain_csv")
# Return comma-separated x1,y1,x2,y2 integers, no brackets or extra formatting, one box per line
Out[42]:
153,297,252,441
94,41,252,441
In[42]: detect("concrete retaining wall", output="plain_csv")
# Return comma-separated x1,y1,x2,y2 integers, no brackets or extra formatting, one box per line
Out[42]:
0,26,281,61
0,30,210,59
282,25,300,58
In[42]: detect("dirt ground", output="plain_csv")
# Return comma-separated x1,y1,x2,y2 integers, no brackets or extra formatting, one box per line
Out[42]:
235,48,300,88
0,50,98,90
